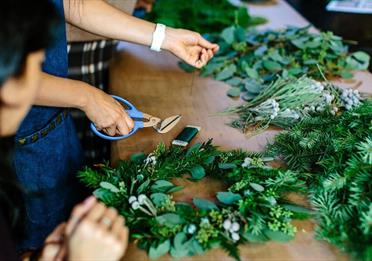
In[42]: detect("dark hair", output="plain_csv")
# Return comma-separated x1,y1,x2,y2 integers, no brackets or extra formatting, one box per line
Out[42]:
0,0,61,86
0,0,61,242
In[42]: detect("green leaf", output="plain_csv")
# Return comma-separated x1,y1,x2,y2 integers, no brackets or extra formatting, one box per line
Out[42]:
190,165,206,180
99,181,119,193
234,26,247,42
218,163,237,169
243,232,268,242
167,186,184,193
151,180,174,193
254,45,267,56
186,143,202,157
244,79,262,94
178,61,197,73
264,230,294,242
149,239,171,260
193,198,218,210
245,67,259,79
283,204,314,215
225,77,242,86
174,232,188,249
215,64,237,81
263,60,282,72
221,26,236,44
339,71,353,79
137,179,150,194
156,213,184,227
227,87,241,98
189,238,205,255
93,188,113,202
150,192,169,207
130,152,146,163
216,192,242,205
250,182,265,192
235,8,250,28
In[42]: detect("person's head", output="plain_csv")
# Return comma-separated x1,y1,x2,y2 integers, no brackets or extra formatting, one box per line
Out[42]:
0,0,61,136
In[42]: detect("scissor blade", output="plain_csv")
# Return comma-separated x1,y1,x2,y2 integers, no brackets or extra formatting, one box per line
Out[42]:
156,115,182,133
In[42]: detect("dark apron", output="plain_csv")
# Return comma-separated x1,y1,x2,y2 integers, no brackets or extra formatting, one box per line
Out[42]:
13,0,84,251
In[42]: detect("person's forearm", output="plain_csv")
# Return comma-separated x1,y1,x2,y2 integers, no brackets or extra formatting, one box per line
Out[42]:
64,0,155,47
35,72,91,110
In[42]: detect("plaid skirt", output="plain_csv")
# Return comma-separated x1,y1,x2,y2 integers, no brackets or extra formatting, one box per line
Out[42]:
67,39,119,164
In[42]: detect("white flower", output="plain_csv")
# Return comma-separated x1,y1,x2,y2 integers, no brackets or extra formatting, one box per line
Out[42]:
201,217,210,224
131,201,140,210
138,194,147,204
187,224,197,234
231,232,240,242
231,222,240,232
223,219,232,230
128,196,137,204
242,157,252,168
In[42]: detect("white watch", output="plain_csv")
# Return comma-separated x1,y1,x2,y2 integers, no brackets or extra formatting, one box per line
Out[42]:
150,23,166,52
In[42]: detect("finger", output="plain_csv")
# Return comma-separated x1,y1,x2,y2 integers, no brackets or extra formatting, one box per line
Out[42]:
123,112,134,130
65,197,96,236
197,35,219,51
100,207,118,230
55,245,67,261
118,226,129,246
104,126,117,136
207,49,214,60
86,202,107,222
116,119,130,136
111,215,125,238
45,223,66,243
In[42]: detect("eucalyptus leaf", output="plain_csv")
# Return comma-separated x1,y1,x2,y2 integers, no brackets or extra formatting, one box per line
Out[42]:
149,239,171,260
186,143,202,157
263,60,282,72
227,87,241,98
216,192,242,205
193,198,218,210
150,192,169,207
243,232,268,242
264,230,294,242
99,181,119,193
190,165,206,180
156,213,184,227
221,26,236,44
218,163,237,169
130,152,146,163
137,179,151,194
215,64,237,81
151,180,174,193
250,182,265,192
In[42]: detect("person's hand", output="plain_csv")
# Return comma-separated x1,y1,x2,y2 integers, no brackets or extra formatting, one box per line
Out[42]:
83,87,134,136
39,223,66,261
135,0,155,12
162,28,219,69
65,197,129,261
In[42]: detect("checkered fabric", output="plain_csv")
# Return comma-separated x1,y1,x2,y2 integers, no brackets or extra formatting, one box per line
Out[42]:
67,39,119,164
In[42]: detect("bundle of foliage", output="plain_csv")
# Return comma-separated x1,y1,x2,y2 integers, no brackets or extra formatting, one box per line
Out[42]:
226,75,362,134
145,0,266,34
79,141,309,260
269,100,372,260
181,26,370,99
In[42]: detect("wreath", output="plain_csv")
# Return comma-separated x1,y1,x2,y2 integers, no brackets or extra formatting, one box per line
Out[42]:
79,140,311,260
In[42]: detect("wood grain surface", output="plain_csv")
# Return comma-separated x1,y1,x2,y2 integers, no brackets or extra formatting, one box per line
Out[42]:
109,1,371,260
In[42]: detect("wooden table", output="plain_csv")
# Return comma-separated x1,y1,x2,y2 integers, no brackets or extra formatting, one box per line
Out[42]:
110,1,371,260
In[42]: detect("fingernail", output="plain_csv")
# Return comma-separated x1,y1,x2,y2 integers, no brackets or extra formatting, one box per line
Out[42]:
84,196,96,205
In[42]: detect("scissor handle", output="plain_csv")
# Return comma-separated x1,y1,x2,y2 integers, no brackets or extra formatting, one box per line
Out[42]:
90,95,144,141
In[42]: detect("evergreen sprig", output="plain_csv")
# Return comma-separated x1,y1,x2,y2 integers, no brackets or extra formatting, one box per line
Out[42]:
269,100,372,260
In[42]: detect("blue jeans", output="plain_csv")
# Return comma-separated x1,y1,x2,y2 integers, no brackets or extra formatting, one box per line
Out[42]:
14,110,83,251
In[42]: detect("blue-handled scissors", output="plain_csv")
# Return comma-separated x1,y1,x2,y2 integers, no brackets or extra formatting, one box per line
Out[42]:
90,95,181,141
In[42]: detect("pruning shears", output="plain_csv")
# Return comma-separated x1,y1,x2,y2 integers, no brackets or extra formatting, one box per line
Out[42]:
90,95,181,141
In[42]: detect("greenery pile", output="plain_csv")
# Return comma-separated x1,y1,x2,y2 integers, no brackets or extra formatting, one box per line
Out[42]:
79,141,309,260
226,75,363,134
145,0,266,34
269,100,372,260
181,26,370,100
